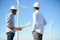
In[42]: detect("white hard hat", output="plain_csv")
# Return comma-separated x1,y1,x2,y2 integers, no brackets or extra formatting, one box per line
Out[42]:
10,5,17,10
33,2,39,7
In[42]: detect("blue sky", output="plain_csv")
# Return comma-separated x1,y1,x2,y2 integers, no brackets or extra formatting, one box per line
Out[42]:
0,0,60,40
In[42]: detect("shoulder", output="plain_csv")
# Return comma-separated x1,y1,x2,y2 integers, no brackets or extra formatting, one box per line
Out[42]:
39,12,43,16
7,13,13,17
6,13,12,19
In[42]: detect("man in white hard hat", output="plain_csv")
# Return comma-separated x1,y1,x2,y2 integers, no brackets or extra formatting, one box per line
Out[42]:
32,2,47,40
6,5,22,40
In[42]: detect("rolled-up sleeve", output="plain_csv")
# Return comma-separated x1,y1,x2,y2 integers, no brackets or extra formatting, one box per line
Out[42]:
6,15,12,25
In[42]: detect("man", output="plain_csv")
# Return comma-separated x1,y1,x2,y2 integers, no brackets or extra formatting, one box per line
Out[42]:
32,2,47,40
6,5,22,40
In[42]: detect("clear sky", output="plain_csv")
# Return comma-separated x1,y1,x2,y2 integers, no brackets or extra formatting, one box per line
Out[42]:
0,0,60,40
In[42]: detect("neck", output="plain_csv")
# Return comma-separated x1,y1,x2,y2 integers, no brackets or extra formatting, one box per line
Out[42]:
10,12,14,15
34,9,38,12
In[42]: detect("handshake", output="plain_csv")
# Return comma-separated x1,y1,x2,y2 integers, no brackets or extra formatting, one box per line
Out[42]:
14,22,31,32
14,27,23,32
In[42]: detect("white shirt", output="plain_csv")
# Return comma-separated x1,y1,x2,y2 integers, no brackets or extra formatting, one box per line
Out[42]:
6,12,15,33
32,10,47,34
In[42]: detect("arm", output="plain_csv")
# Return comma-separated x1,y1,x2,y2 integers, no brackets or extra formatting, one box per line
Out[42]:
43,18,47,26
7,24,15,29
22,22,32,29
6,15,22,31
7,24,22,31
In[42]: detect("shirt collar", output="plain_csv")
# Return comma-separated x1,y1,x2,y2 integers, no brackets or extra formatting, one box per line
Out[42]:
10,12,14,15
34,10,39,14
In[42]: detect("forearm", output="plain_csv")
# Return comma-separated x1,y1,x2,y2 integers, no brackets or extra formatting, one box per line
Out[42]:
7,25,22,31
7,25,15,29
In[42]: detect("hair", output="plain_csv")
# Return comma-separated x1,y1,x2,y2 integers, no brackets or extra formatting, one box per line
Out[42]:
34,7,39,10
11,9,17,11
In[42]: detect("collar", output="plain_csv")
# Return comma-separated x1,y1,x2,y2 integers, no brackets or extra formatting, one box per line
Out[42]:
34,10,39,14
10,12,14,15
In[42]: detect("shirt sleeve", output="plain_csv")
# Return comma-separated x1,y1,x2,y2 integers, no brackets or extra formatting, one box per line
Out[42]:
43,17,47,26
6,15,12,25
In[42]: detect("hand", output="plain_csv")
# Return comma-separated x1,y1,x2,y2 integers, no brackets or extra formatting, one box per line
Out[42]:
19,27,22,31
15,27,22,31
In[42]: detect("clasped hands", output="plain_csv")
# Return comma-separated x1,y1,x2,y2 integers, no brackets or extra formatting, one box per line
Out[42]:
14,27,23,32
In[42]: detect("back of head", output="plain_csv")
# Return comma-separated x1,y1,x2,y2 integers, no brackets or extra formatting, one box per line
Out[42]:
33,2,39,10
